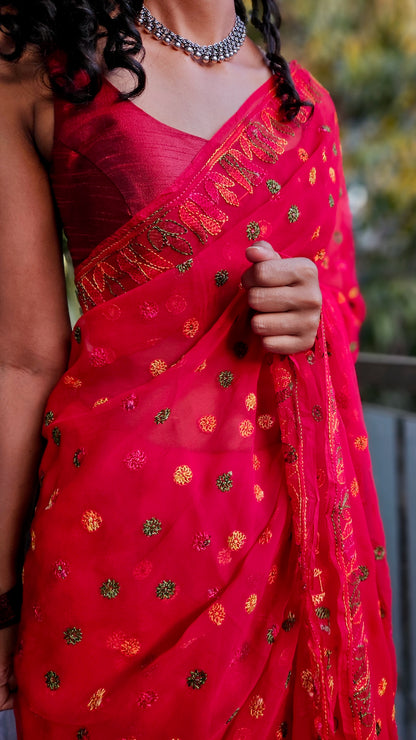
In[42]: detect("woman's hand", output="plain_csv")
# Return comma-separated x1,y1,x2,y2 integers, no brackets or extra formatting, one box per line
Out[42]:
242,241,322,354
0,624,18,711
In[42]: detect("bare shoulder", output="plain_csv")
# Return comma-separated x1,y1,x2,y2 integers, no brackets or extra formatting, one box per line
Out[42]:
0,42,54,161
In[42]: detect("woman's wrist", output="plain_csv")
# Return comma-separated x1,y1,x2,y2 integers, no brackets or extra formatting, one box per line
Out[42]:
0,582,22,630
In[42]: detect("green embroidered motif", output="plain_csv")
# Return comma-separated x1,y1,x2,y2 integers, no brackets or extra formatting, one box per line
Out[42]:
216,472,233,492
187,669,208,689
100,579,120,599
142,518,162,536
45,670,60,691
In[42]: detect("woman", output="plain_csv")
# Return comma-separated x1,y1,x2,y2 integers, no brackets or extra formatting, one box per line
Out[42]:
0,1,397,737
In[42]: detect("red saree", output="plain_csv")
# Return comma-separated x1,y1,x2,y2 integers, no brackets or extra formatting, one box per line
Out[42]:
15,63,397,739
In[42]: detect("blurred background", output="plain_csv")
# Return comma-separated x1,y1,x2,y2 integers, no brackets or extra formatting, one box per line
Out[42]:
277,1,416,736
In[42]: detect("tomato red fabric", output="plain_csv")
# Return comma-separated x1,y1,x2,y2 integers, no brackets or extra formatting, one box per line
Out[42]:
14,63,397,739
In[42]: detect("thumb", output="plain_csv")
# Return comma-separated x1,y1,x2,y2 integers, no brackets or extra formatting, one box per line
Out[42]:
245,240,282,264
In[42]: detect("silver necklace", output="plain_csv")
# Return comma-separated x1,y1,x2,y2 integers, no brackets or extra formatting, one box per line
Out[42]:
138,5,247,64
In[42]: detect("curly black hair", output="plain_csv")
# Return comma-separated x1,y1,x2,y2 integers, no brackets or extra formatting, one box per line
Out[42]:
0,0,306,120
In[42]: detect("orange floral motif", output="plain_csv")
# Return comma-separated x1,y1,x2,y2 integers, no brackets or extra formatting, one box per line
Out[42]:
198,415,217,433
64,375,83,389
257,414,274,430
209,602,226,626
301,669,314,695
258,527,273,545
227,531,247,551
120,638,141,657
149,359,168,377
268,565,278,584
249,694,265,719
378,678,387,696
322,147,327,162
183,318,200,338
173,465,193,485
254,484,264,502
93,397,108,408
195,359,207,373
312,226,321,240
81,510,103,532
298,148,309,162
329,166,336,183
252,454,260,470
245,393,257,411
351,478,359,497
309,167,317,185
87,688,106,711
45,488,60,510
354,435,369,451
314,248,326,262
245,594,258,614
239,420,254,438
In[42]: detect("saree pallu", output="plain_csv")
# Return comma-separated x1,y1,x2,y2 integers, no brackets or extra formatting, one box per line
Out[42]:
15,64,397,739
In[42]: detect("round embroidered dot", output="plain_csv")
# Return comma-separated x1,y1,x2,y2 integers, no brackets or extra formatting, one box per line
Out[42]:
81,510,103,532
245,593,258,614
282,612,296,632
154,408,171,425
198,415,217,433
87,688,106,711
246,221,261,241
354,435,368,451
257,414,274,430
142,518,162,537
239,420,254,438
209,602,226,626
173,465,193,485
249,694,265,719
215,269,229,287
183,318,200,338
216,471,233,492
45,670,60,691
218,370,234,388
100,579,120,599
192,532,211,551
245,392,257,411
266,179,281,195
288,205,300,224
312,405,324,422
156,580,176,600
266,624,278,644
44,410,54,426
51,426,61,446
374,546,385,561
63,627,83,645
186,669,208,690
73,448,85,468
139,301,159,320
298,148,309,162
149,359,168,377
227,531,246,551
123,449,147,471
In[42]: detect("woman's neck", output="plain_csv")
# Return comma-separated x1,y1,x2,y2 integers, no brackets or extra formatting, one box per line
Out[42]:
144,0,237,46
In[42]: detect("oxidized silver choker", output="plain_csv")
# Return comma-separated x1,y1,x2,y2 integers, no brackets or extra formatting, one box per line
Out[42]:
138,5,247,64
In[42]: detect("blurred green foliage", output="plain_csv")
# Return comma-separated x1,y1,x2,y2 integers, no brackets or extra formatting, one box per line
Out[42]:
256,1,416,355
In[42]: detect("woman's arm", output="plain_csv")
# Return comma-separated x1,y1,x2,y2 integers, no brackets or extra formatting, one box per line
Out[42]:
0,56,71,709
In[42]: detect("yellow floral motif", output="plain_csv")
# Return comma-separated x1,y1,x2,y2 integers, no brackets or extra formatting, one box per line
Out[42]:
88,688,106,711
245,594,258,614
30,530,36,551
249,694,265,719
81,510,103,532
351,478,359,497
239,420,254,438
298,148,309,162
309,166,317,185
254,484,264,502
245,393,257,411
149,359,168,377
120,638,141,657
268,565,278,584
301,669,314,694
322,147,327,162
314,248,326,262
209,602,226,626
378,678,387,697
183,318,200,338
354,435,368,451
199,415,217,433
252,454,260,470
257,414,274,430
173,465,193,485
45,488,60,510
312,226,321,240
195,359,207,373
227,530,247,551
93,397,108,408
64,375,83,389
258,527,273,545
329,166,336,183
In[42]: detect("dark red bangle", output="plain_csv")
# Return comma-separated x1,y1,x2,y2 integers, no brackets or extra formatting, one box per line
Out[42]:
0,582,22,629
